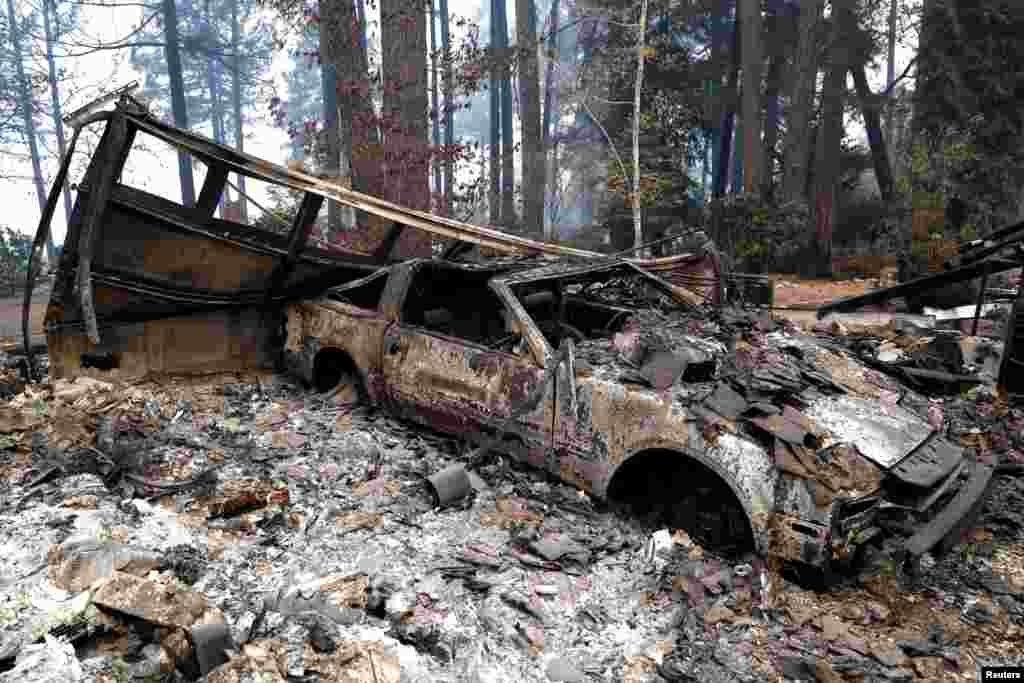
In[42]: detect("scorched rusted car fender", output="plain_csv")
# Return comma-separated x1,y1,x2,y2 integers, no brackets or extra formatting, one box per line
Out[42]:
593,417,780,559
283,300,390,403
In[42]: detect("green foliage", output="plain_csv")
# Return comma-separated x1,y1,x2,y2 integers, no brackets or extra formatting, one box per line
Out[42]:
832,198,902,248
0,227,34,274
736,239,768,259
915,1,1024,156
704,194,810,270
911,2,1024,230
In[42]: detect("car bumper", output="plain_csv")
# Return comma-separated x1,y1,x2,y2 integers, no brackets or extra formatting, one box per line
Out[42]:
903,451,999,559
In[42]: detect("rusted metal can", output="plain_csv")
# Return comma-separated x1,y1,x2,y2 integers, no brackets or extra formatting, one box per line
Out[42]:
428,464,472,508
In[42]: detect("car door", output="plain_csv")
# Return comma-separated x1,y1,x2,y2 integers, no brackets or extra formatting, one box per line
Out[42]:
380,262,555,459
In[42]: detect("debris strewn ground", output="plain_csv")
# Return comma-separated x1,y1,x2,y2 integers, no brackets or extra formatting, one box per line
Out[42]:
0,332,1022,682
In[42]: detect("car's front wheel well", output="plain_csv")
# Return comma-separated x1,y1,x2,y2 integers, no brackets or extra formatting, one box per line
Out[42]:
606,448,756,557
312,347,366,399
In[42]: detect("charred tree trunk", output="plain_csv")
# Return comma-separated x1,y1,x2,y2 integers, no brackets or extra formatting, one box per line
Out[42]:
516,0,543,238
780,0,823,204
162,0,196,206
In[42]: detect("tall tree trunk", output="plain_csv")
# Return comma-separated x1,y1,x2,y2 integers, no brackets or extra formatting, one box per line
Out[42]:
851,64,894,201
516,0,543,238
739,0,762,194
707,0,729,199
489,0,501,223
319,0,342,232
430,0,442,205
811,0,847,277
885,0,896,138
162,0,196,206
230,0,247,222
780,0,823,204
6,0,53,264
713,3,740,199
541,0,560,237
381,0,432,255
42,0,72,234
206,59,226,214
496,0,515,225
204,1,226,214
439,0,453,215
762,53,783,200
631,0,648,251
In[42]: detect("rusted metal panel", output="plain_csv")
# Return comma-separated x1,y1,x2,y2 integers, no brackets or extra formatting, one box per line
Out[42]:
803,395,934,470
284,299,391,404
77,114,129,344
48,308,274,380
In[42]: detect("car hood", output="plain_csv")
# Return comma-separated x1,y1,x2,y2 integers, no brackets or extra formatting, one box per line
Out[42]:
572,311,963,488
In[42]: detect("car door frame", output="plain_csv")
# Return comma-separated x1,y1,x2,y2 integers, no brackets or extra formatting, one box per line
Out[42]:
380,262,557,461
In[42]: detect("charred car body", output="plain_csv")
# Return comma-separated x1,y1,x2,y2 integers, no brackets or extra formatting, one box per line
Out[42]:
284,257,998,573
26,95,997,578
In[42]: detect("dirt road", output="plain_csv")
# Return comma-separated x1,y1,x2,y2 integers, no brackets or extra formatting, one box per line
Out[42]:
0,284,50,343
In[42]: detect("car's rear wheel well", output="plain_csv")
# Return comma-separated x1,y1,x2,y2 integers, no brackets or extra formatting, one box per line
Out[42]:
312,347,365,399
606,448,756,557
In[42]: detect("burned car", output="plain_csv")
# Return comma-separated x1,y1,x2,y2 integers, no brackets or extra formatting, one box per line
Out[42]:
284,257,998,576
27,94,996,580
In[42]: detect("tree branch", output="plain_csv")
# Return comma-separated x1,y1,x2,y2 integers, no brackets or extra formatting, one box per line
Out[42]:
879,54,918,97
54,10,162,57
580,95,629,193
67,0,157,6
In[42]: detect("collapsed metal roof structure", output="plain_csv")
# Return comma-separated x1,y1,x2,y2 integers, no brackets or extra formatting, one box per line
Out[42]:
21,93,725,380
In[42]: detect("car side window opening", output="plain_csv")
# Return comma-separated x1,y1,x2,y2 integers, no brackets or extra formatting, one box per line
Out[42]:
400,265,517,351
327,273,388,311
511,274,639,348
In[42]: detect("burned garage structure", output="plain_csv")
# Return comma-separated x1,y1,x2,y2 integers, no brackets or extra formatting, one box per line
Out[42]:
26,94,998,582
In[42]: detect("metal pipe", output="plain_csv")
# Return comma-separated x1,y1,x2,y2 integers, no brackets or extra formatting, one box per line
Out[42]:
971,261,991,336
